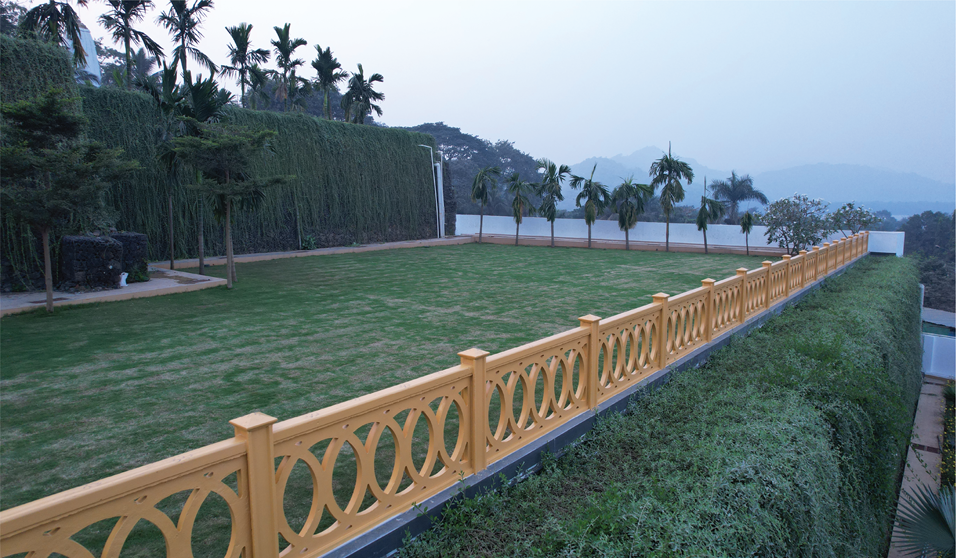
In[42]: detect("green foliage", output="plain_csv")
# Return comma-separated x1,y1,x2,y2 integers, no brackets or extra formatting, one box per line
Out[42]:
570,164,610,227
763,194,834,255
900,210,955,312
894,483,955,557
0,34,77,104
943,383,955,488
829,202,881,236
710,171,767,224
402,256,923,558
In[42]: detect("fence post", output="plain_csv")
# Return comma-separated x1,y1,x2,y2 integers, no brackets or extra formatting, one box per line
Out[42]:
578,315,601,410
836,238,844,267
735,268,747,323
811,247,821,281
822,243,831,274
798,250,808,286
760,261,772,309
230,412,280,558
701,279,715,343
459,348,489,473
652,293,669,370
782,255,792,297
865,231,869,253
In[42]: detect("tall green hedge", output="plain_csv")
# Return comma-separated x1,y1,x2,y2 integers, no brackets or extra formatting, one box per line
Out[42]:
2,36,440,276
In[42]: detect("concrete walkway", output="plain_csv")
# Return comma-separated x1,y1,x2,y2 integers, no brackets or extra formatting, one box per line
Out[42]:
0,236,474,317
887,376,949,557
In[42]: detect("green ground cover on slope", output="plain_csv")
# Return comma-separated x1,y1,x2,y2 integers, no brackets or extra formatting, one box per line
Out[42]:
0,244,766,512
401,255,922,558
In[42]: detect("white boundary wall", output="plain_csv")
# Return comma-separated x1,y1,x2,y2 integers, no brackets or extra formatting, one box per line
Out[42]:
456,215,906,254
923,334,956,380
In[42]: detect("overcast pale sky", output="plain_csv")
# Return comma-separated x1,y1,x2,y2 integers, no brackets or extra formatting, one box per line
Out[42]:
59,0,956,184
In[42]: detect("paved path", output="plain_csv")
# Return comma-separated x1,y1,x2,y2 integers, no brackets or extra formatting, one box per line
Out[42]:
887,376,948,557
0,236,473,317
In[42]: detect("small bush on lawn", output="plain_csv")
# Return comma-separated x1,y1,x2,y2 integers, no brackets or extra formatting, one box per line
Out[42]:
401,256,922,558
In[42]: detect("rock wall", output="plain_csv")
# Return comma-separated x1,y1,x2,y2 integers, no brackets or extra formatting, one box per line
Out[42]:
60,236,123,289
111,232,149,282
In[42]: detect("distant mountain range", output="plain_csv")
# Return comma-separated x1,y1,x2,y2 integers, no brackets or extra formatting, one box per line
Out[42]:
563,147,956,215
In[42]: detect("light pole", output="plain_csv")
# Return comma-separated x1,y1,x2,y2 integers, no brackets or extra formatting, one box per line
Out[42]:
418,144,444,238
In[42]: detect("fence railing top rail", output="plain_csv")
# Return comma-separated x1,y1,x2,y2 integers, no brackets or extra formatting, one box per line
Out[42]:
0,437,246,537
274,364,472,441
668,286,708,305
598,301,661,331
485,326,589,369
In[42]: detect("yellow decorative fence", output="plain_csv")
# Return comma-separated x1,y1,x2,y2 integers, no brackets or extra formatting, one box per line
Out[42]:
0,233,870,558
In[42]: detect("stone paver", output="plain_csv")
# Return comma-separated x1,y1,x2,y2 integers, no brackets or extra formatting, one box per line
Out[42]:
887,378,947,558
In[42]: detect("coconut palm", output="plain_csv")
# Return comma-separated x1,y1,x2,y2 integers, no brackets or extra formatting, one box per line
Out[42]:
157,0,216,83
311,44,347,120
649,143,694,252
220,23,270,108
740,211,755,255
246,63,270,109
341,63,384,124
710,171,767,224
536,158,571,247
506,172,536,245
99,0,163,89
471,166,500,243
613,177,653,251
19,0,88,66
270,23,307,111
696,181,725,254
570,164,611,249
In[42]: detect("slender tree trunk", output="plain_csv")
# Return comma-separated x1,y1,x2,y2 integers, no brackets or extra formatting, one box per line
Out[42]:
479,203,484,244
551,220,555,248
703,228,708,254
197,195,205,275
746,232,750,256
515,221,520,246
225,199,233,289
168,193,175,270
124,37,132,90
41,227,53,313
294,188,303,250
229,232,236,283
588,223,592,249
625,228,630,251
240,79,246,109
665,214,670,252
324,89,331,119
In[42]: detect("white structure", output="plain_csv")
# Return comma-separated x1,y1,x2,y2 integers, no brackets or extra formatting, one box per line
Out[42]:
456,215,905,254
65,23,102,86
923,334,955,380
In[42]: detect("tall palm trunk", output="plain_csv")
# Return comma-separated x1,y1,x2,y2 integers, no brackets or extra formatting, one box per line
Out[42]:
625,228,630,251
745,232,750,256
665,213,670,252
588,223,592,249
168,193,175,269
703,228,708,254
197,196,204,275
478,202,484,244
124,36,132,89
41,227,53,313
550,220,555,248
324,89,331,119
225,198,233,289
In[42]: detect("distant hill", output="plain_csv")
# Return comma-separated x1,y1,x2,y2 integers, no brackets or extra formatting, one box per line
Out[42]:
565,148,955,214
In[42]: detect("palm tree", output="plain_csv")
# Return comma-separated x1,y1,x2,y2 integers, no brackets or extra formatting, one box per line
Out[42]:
157,0,216,83
649,143,694,252
536,158,571,247
99,0,164,90
471,166,500,243
612,177,653,251
570,164,610,248
19,0,88,66
341,64,384,124
246,63,271,109
271,23,307,111
311,44,347,119
696,181,724,254
710,171,767,224
740,211,754,255
285,68,310,112
506,172,536,245
220,23,270,108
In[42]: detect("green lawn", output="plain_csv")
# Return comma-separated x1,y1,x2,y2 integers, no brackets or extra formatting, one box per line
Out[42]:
0,243,767,512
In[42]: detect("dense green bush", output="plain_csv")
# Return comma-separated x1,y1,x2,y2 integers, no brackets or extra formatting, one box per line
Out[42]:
2,36,440,275
402,256,922,558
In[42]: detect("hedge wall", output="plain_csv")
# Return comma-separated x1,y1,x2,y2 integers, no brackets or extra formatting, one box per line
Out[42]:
401,256,923,557
2,36,441,280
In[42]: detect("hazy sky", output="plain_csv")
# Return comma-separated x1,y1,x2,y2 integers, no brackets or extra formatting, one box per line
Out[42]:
59,0,956,184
